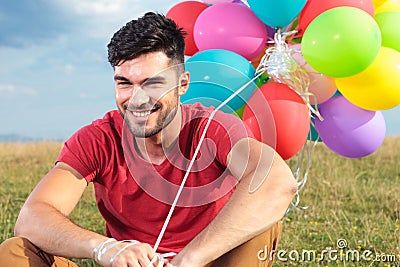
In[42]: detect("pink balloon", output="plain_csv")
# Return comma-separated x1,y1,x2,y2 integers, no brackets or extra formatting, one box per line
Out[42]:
290,44,337,105
194,3,268,60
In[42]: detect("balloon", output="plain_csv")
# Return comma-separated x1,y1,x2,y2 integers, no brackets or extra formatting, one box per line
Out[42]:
232,0,246,5
332,90,342,98
375,0,400,13
375,11,400,52
233,104,246,118
315,96,386,158
243,115,264,143
301,7,381,78
298,0,375,34
166,1,208,56
373,0,387,9
335,47,400,110
193,3,268,60
243,82,310,160
203,0,232,4
290,44,337,105
308,116,322,142
255,72,269,88
183,49,256,113
247,0,307,27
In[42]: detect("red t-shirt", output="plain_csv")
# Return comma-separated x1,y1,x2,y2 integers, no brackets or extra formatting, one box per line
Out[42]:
57,103,251,253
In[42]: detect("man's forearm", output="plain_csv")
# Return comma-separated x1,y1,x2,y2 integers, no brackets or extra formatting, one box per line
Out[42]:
171,147,297,266
15,201,106,259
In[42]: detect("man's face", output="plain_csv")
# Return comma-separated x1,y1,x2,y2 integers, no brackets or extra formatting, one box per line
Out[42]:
114,52,187,138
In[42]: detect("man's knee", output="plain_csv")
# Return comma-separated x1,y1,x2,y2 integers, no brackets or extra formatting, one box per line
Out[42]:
0,236,53,266
211,221,283,267
0,237,30,256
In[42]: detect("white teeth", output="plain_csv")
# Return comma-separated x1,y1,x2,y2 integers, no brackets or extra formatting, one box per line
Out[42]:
132,110,152,117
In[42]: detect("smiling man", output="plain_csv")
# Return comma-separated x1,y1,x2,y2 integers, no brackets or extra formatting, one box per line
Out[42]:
0,12,297,267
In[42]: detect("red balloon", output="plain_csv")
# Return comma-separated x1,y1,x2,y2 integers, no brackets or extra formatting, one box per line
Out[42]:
166,1,208,56
243,82,310,160
298,0,375,35
243,116,262,141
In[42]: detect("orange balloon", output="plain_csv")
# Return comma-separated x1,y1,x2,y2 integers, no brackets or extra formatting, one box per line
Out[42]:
250,49,265,70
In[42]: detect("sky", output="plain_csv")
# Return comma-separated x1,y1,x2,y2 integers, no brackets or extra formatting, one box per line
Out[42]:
0,0,399,140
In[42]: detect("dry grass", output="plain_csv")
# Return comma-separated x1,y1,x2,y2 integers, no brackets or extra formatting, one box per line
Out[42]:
0,138,399,266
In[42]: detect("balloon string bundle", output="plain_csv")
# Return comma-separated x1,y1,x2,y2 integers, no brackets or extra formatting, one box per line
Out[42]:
256,29,322,214
153,71,264,252
256,29,323,122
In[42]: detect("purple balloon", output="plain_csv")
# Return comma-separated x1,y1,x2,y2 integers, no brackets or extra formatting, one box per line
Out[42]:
315,96,386,158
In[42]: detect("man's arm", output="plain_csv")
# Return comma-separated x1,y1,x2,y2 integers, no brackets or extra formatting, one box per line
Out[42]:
14,162,107,258
14,162,158,266
171,137,298,266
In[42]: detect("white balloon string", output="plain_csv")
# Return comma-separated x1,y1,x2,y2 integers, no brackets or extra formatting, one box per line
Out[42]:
153,71,264,252
257,29,324,121
255,29,324,215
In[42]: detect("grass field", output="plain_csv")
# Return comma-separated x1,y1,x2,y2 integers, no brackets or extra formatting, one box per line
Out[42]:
0,138,399,266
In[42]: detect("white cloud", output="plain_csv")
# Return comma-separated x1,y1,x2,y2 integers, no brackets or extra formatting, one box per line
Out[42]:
53,0,179,39
0,84,37,96
65,64,74,74
63,0,134,15
0,84,15,93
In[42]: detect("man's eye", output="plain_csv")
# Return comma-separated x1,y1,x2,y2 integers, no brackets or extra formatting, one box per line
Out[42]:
143,82,163,88
118,81,131,85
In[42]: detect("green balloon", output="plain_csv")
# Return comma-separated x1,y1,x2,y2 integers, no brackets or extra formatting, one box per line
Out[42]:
375,11,400,53
233,104,246,119
256,72,269,87
301,7,381,78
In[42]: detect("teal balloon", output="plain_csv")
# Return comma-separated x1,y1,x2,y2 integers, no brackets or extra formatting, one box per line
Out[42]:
183,49,256,113
308,116,322,142
332,90,342,98
247,0,307,27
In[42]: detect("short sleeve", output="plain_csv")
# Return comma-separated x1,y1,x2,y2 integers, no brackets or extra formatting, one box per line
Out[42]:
57,125,108,183
206,110,254,166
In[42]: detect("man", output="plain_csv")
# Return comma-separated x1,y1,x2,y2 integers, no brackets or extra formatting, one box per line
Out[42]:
0,12,297,267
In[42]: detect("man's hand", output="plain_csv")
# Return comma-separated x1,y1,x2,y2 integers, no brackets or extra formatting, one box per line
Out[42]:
94,240,165,267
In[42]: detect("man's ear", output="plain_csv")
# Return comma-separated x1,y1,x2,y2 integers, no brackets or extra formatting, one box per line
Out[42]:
178,71,190,96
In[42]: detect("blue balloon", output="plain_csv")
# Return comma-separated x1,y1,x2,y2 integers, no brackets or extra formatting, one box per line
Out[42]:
247,0,307,28
308,116,322,142
183,49,256,113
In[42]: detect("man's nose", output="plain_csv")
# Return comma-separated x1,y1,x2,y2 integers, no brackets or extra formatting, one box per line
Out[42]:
130,87,150,107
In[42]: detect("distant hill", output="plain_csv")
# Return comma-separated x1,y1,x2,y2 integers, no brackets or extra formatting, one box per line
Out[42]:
0,134,36,142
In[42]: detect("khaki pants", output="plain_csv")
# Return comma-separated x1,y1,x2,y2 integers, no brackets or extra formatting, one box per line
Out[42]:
0,222,281,267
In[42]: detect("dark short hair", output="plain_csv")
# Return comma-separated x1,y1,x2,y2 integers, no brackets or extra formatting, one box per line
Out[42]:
107,12,186,68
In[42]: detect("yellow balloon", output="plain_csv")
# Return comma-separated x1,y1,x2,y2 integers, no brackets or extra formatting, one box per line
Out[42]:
373,0,387,9
375,0,400,13
335,47,400,110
